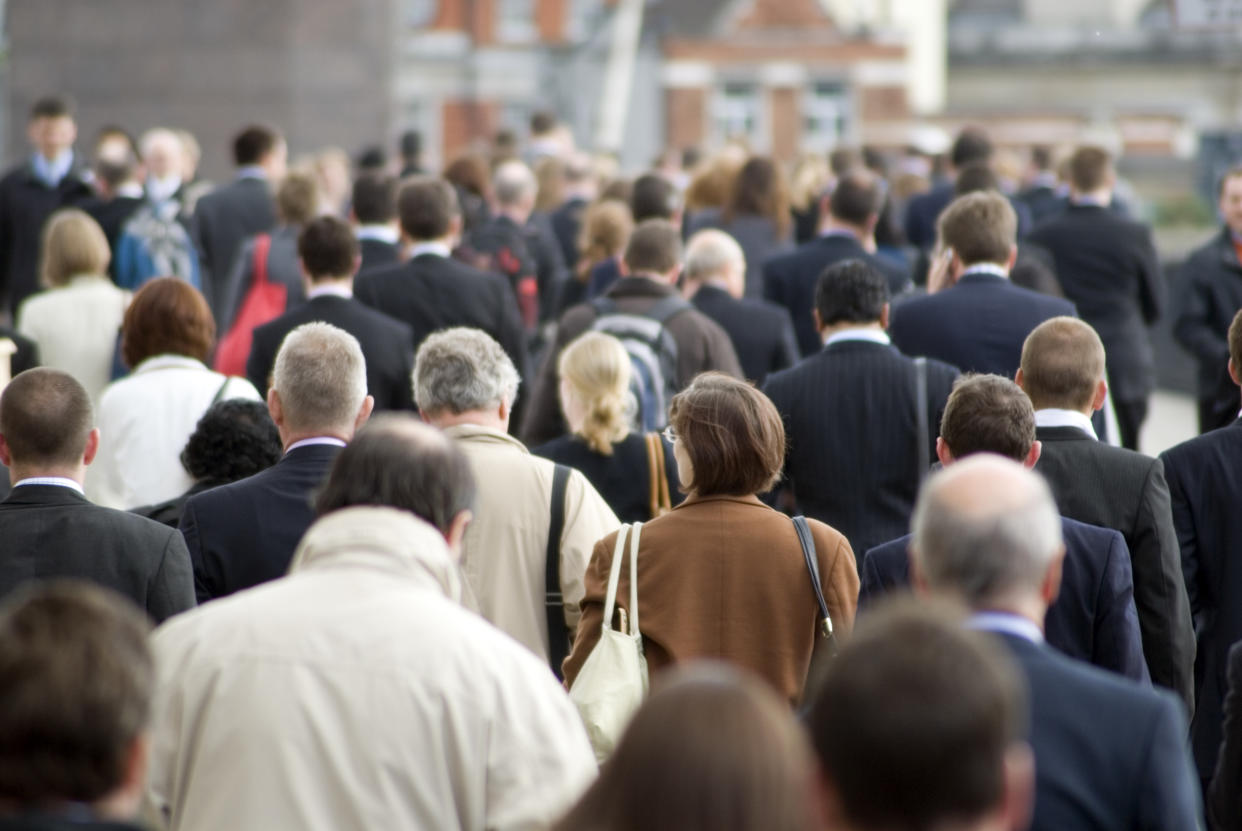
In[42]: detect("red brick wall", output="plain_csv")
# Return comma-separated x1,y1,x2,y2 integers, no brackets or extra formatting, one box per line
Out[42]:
769,87,800,161
666,88,707,152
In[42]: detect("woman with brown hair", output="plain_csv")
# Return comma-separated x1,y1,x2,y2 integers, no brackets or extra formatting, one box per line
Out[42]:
443,153,492,234
562,373,857,704
555,664,819,831
87,278,260,510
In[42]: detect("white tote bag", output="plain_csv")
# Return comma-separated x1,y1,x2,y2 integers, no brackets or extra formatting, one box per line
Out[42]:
569,521,649,761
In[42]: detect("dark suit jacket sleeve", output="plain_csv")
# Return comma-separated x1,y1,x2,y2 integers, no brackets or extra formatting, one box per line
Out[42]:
701,321,744,379
394,334,417,412
858,544,900,611
1137,692,1202,831
147,529,197,623
1174,259,1230,366
1094,529,1151,684
1211,643,1242,831
1134,458,1196,711
220,238,255,332
1163,450,1210,628
178,497,216,605
772,309,800,376
245,329,275,397
1136,227,1165,325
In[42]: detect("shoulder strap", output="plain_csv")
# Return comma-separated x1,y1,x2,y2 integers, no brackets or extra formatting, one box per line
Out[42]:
210,375,232,406
914,357,929,481
590,296,617,317
252,233,272,287
645,294,692,325
545,464,572,679
793,516,833,637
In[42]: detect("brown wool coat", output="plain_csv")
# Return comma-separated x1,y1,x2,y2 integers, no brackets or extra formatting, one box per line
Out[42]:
562,494,858,705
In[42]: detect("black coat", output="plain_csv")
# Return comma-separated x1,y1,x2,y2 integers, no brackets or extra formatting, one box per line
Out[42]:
1160,418,1242,778
762,234,911,357
247,294,415,412
762,339,958,556
690,284,799,385
889,272,1077,378
0,484,194,623
1210,642,1242,830
1174,228,1242,432
0,159,94,315
1035,425,1196,710
860,517,1148,682
179,444,340,603
550,196,588,270
357,237,400,274
81,193,145,281
191,176,277,323
1027,205,1165,404
533,432,683,524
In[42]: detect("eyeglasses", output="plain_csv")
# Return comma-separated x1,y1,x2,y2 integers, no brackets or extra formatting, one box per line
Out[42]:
662,426,677,443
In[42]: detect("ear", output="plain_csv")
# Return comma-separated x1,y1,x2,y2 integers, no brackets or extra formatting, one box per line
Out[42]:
447,214,463,242
879,302,891,330
351,254,363,278
909,546,929,596
354,395,375,430
119,733,150,807
498,396,513,428
82,427,100,467
1230,358,1239,388
1005,244,1018,271
935,436,953,467
1091,378,1108,412
1014,367,1025,389
446,509,473,561
1024,439,1042,469
813,308,824,333
0,434,11,468
1041,544,1066,605
268,388,285,428
999,743,1037,831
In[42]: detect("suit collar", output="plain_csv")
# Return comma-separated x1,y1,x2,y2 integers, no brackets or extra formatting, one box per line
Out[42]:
2,483,91,508
280,442,345,466
1034,425,1096,442
812,234,865,255
691,284,732,304
955,271,1009,287
604,276,678,300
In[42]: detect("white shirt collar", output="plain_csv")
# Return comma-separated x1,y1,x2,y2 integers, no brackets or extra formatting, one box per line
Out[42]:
356,225,399,244
285,437,347,454
407,241,451,259
960,263,1010,280
236,165,267,181
818,228,858,241
132,354,211,374
146,174,183,204
967,612,1044,644
1034,408,1097,440
13,476,84,495
823,328,891,348
307,284,353,300
117,182,145,199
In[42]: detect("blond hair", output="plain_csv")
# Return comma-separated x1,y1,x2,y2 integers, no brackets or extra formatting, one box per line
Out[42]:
39,209,110,288
558,332,632,455
576,200,632,280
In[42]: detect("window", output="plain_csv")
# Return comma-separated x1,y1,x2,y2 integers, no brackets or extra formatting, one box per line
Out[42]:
803,80,850,151
712,82,762,147
567,0,606,42
404,0,435,27
497,0,538,42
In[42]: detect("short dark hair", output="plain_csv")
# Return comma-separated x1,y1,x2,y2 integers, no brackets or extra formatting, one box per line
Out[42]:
1031,146,1053,172
0,581,153,809
0,369,93,468
1068,146,1113,193
232,124,280,167
630,173,679,223
352,173,397,225
315,415,476,535
829,146,863,176
399,129,422,160
815,259,889,327
397,176,459,241
530,110,557,136
122,278,215,367
623,219,682,276
937,191,1016,267
1019,317,1106,411
829,169,883,227
954,161,1000,196
669,373,785,496
951,127,994,168
29,96,73,121
939,374,1035,462
298,216,358,281
810,600,1026,831
180,399,283,483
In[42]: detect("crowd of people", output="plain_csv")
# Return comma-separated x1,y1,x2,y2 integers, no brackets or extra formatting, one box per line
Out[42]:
3,92,1242,831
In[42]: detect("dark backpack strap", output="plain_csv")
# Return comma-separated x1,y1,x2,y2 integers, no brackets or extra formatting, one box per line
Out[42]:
210,375,232,406
793,515,833,637
915,357,929,481
545,464,572,679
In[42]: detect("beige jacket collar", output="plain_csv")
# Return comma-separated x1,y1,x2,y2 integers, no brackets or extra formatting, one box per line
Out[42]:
442,422,530,454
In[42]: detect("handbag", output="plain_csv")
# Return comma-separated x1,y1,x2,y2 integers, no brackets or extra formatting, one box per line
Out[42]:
568,521,648,761
213,234,286,376
644,432,672,519
794,515,838,703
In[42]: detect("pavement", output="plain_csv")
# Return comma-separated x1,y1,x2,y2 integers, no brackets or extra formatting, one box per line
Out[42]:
1139,390,1199,456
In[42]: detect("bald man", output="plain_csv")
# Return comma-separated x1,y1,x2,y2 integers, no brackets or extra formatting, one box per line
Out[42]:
912,457,1200,831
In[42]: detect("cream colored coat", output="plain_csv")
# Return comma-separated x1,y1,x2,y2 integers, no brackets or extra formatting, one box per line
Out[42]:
445,424,621,662
144,506,596,831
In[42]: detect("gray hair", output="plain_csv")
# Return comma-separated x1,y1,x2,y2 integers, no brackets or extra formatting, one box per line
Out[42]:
493,160,537,208
684,229,746,283
271,322,368,433
911,455,1062,607
413,327,520,416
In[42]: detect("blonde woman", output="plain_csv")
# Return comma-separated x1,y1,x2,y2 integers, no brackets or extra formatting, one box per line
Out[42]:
17,209,130,402
533,331,680,523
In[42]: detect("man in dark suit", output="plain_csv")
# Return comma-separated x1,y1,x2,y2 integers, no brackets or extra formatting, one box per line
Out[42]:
0,369,194,622
913,456,1201,831
1160,307,1242,785
1210,641,1242,830
904,127,1014,250
247,216,414,411
355,176,530,418
763,169,911,357
181,323,374,603
1018,316,1195,710
1016,145,1065,227
861,374,1147,682
684,229,798,385
1174,165,1242,434
1026,146,1164,450
0,96,94,318
548,154,594,271
890,190,1076,379
191,125,284,324
351,172,400,274
764,260,958,556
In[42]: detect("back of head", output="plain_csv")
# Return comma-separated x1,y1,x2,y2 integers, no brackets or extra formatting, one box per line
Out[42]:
940,374,1035,462
558,332,632,455
579,199,633,268
1068,145,1113,193
828,169,883,227
314,415,476,535
829,146,863,176
121,278,215,367
397,176,459,242
271,322,368,435
0,369,93,470
39,208,110,288
233,124,279,168
1019,317,1105,411
912,455,1063,608
623,219,682,277
413,327,520,418
1030,145,1053,172
951,127,994,169
276,170,320,227
0,581,153,813
810,601,1027,831
725,156,789,235
351,172,397,225
298,215,358,281
936,191,1016,267
442,154,490,199
630,173,679,223
954,161,1000,196
530,110,557,138
815,259,888,327
684,229,745,286
492,159,537,210
180,398,282,484
556,663,815,831
399,129,422,161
